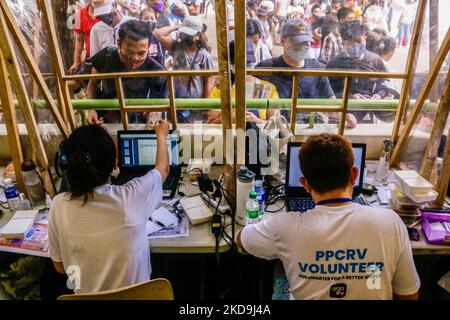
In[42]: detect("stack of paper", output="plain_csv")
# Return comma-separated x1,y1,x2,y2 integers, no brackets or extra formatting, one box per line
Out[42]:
392,170,438,203
1,210,38,240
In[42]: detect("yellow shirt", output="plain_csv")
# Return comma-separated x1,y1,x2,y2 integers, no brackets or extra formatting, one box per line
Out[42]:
209,79,279,120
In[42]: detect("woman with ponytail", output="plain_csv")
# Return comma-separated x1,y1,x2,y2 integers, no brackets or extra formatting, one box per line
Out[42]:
48,122,169,294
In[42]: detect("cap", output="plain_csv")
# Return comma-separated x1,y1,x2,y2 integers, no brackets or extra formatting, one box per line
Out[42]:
92,0,113,17
249,191,257,199
281,20,314,44
257,0,275,16
178,16,203,36
21,159,36,172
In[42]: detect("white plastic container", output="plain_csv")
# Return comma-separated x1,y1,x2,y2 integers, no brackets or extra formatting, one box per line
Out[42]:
236,166,255,225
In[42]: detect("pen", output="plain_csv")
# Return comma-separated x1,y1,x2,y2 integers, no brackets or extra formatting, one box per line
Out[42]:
149,216,166,228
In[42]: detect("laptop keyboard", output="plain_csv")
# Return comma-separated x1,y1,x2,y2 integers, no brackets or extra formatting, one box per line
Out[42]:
289,195,368,212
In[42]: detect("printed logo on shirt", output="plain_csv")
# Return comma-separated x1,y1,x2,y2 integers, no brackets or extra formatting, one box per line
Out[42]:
66,265,81,290
329,283,347,298
298,248,385,283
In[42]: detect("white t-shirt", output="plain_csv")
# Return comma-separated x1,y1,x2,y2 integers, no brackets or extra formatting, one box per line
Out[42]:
48,169,163,294
89,15,136,57
241,203,421,300
277,0,291,17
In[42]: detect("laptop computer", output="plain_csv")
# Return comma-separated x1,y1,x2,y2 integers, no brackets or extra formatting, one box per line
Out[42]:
114,130,181,199
285,142,369,212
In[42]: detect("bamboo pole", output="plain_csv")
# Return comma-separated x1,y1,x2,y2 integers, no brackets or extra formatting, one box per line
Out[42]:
420,70,450,180
0,9,55,197
114,78,129,130
391,0,427,144
167,76,178,129
0,50,25,193
339,77,352,135
429,0,439,102
235,0,246,167
0,98,437,111
390,28,450,166
39,0,77,130
290,76,299,133
32,6,41,101
0,1,70,139
215,0,234,196
433,123,450,207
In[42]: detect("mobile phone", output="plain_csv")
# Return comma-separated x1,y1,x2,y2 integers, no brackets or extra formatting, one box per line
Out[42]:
407,227,420,241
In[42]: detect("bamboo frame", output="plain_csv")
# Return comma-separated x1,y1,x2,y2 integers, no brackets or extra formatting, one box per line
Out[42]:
114,78,130,130
40,0,76,130
215,0,234,195
0,8,55,197
391,0,427,144
0,50,25,193
290,76,299,133
339,77,352,135
0,1,69,139
420,70,450,180
235,0,246,167
390,28,450,166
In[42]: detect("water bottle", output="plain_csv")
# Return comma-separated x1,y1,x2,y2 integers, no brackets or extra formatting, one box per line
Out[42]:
375,140,393,184
17,193,31,210
254,179,265,216
3,178,20,213
236,166,255,225
21,160,45,207
245,191,260,225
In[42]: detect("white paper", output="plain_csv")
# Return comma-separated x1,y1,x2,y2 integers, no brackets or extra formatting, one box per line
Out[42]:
151,207,179,227
429,222,446,232
377,187,390,204
145,220,163,235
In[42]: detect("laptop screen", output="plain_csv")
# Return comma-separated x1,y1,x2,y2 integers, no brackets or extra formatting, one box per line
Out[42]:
287,144,365,189
118,131,180,168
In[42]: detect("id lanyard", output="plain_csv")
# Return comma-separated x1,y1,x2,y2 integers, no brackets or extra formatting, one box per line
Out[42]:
316,198,353,206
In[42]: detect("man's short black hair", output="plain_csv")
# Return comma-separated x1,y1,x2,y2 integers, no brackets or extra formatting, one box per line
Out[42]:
299,134,354,194
337,7,354,21
339,20,366,41
118,20,151,43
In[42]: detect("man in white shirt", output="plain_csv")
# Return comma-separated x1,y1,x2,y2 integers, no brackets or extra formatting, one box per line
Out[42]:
90,0,137,56
237,133,421,300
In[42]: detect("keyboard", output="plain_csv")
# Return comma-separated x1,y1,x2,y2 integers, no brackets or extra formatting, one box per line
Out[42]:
288,195,369,212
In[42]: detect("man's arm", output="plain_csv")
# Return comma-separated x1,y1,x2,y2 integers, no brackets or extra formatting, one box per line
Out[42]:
86,67,99,99
52,261,65,275
69,32,85,74
153,25,178,51
154,120,170,181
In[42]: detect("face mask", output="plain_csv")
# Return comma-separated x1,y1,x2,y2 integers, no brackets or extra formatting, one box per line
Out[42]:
146,21,157,33
286,44,309,62
180,33,195,46
118,50,147,70
346,43,365,59
153,1,164,13
292,0,300,5
99,12,116,26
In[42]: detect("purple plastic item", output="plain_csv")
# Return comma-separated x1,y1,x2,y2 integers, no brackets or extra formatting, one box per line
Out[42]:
421,211,450,245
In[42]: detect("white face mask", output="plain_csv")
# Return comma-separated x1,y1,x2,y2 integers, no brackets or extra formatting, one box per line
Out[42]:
286,43,309,62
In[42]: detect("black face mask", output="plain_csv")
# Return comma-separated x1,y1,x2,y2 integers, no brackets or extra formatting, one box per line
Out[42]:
180,33,195,46
146,21,157,33
99,12,116,26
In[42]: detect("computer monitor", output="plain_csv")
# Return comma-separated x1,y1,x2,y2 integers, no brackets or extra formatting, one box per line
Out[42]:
117,130,180,169
286,143,366,191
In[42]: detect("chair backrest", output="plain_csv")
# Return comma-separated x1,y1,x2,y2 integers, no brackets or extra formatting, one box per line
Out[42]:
57,278,174,300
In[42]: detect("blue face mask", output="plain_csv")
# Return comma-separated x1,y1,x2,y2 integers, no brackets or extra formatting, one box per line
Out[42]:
346,44,366,59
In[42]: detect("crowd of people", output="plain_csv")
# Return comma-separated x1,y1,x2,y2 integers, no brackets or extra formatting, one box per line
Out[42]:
68,0,418,126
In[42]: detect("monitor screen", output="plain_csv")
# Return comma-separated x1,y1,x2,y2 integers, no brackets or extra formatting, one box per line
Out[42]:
288,146,364,188
119,132,179,168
